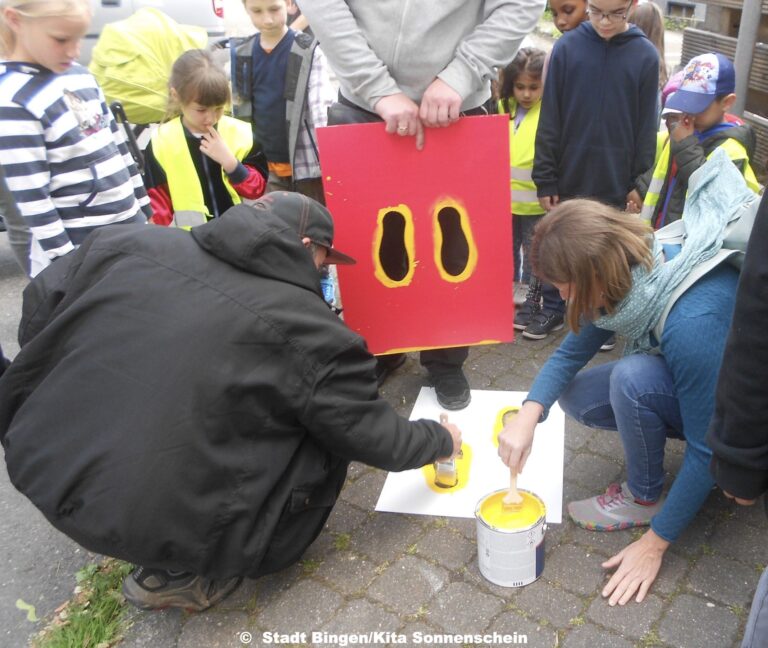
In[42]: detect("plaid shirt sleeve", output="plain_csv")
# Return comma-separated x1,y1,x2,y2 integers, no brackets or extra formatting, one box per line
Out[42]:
293,44,336,180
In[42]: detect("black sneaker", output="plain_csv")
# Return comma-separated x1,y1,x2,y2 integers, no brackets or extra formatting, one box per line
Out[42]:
513,301,539,331
430,370,471,410
522,311,565,340
375,353,406,386
122,566,242,612
600,335,617,352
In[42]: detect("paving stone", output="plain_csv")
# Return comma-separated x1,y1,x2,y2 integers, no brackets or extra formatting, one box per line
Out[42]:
709,519,768,566
218,577,259,611
256,579,343,633
542,519,568,551
347,512,425,564
346,462,372,482
512,578,585,628
393,621,444,648
313,599,400,647
564,424,593,451
669,510,716,558
340,469,387,510
469,352,521,381
687,553,762,607
585,593,663,639
313,551,378,596
652,548,690,596
120,608,185,648
176,611,250,648
324,499,369,535
659,594,740,648
544,544,607,597
367,555,449,615
490,368,535,391
722,496,768,531
249,564,303,610
445,517,477,541
461,556,521,601
561,623,634,648
569,524,638,558
563,454,623,492
428,581,505,634
300,528,337,562
586,428,625,460
414,526,476,570
487,608,559,647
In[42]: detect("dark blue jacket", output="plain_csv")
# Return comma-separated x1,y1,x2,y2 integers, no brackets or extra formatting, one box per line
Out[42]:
533,22,659,207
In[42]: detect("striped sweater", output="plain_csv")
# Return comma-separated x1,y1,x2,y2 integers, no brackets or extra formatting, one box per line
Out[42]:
0,62,150,272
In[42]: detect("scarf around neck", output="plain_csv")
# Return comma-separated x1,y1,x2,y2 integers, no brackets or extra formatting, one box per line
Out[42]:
593,147,756,354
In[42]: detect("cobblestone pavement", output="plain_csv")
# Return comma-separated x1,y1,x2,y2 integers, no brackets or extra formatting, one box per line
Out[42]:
0,234,765,648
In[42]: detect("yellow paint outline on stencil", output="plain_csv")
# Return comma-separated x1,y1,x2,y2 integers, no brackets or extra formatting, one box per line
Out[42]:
421,442,473,493
432,197,478,283
492,406,520,448
373,204,415,288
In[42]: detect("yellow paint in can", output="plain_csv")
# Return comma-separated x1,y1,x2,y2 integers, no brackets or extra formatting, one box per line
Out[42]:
478,490,545,529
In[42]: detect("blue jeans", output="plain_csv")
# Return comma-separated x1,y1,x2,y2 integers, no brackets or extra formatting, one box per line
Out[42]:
743,565,768,648
558,353,684,502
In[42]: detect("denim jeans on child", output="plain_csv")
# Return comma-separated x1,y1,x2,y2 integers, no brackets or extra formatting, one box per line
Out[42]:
558,353,685,503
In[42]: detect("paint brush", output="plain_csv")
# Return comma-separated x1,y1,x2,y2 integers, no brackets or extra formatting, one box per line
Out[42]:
502,470,524,509
434,413,459,488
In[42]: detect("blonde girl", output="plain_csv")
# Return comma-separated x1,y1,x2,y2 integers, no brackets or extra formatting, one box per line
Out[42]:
0,0,150,277
143,49,266,225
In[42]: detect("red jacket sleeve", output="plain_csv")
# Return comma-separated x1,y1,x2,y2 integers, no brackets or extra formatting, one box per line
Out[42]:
230,165,267,200
148,185,174,227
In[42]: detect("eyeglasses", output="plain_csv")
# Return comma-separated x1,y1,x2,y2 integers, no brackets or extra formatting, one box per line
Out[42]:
587,2,632,23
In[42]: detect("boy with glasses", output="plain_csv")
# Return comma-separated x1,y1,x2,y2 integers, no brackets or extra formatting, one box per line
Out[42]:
528,0,658,340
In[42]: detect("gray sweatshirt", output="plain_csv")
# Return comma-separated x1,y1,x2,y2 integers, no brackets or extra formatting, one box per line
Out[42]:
299,0,545,112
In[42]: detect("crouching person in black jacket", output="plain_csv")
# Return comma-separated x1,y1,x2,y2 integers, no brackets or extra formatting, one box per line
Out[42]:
707,191,768,648
0,192,462,612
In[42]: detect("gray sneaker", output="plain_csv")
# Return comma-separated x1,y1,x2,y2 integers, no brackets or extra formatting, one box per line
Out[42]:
567,482,664,531
122,566,242,612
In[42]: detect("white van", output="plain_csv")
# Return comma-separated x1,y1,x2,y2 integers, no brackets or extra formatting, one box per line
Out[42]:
81,0,226,65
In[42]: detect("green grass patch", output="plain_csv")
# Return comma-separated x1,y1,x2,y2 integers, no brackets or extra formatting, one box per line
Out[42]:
333,532,351,551
300,558,322,575
33,558,133,648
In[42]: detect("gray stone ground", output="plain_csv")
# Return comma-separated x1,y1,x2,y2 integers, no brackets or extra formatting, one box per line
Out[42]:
0,231,765,648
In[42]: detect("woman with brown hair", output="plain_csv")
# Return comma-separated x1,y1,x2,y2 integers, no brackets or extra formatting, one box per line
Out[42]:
499,158,753,606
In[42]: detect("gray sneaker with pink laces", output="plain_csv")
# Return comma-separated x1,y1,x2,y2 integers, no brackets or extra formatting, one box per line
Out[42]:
567,482,664,531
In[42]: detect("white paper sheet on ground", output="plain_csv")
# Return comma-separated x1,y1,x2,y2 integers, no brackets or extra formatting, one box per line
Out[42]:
375,388,564,523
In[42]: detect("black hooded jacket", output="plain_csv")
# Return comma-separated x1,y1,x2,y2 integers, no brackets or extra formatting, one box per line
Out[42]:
0,205,452,578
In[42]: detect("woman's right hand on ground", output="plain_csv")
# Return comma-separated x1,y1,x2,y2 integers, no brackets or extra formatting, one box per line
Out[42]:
437,413,463,461
497,401,543,473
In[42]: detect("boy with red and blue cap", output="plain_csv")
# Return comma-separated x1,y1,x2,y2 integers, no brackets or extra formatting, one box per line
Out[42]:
631,52,760,229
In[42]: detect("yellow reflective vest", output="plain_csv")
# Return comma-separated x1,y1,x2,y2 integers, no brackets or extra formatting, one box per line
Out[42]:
151,116,254,217
499,99,544,216
641,135,760,226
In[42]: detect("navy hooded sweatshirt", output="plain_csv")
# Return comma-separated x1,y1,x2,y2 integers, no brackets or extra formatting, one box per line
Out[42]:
533,22,659,208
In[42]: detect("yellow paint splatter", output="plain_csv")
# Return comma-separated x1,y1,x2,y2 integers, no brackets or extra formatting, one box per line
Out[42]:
492,406,520,447
15,599,38,622
421,442,473,493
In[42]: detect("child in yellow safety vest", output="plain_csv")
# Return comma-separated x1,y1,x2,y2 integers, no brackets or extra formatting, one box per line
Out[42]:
629,53,760,231
498,47,546,306
144,49,267,226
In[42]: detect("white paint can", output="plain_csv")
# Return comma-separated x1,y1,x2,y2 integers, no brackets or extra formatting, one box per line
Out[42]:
475,488,546,588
